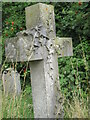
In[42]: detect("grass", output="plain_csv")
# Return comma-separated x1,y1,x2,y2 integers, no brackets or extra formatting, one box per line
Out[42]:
64,93,89,118
2,85,89,118
2,85,34,118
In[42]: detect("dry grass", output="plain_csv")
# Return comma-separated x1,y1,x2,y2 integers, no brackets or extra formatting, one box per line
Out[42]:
64,92,89,118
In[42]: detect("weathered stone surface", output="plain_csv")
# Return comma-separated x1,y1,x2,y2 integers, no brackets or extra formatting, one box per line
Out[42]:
5,28,44,62
27,3,65,118
5,3,73,118
5,37,18,61
25,3,55,36
55,37,73,57
2,68,21,95
30,61,47,117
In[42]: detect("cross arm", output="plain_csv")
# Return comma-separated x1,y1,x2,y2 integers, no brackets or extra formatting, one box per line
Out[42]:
5,30,44,62
55,37,73,57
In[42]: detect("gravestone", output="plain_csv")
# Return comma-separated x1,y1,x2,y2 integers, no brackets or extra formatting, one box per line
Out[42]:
5,3,73,118
2,68,21,95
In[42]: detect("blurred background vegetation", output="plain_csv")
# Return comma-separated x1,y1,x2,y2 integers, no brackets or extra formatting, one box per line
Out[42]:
2,2,90,118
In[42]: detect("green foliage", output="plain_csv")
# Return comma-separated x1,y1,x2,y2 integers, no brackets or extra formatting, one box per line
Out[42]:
23,85,32,95
2,86,34,118
2,2,89,118
58,56,89,99
63,93,89,118
54,2,90,45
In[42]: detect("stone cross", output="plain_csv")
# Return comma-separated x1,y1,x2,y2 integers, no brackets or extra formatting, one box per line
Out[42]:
5,3,73,118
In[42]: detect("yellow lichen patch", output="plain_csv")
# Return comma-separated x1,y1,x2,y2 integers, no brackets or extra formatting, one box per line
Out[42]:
45,8,48,11
30,13,32,16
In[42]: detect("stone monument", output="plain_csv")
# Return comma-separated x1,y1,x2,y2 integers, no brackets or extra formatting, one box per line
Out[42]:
5,3,73,118
2,68,21,96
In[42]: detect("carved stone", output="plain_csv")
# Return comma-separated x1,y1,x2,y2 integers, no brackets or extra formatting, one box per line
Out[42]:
5,28,44,62
55,37,73,57
5,3,73,118
2,68,21,96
